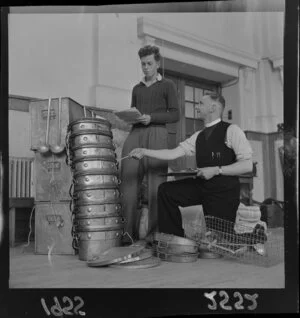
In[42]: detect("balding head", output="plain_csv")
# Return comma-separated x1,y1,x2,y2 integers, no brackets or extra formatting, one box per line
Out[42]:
198,92,226,123
203,92,225,110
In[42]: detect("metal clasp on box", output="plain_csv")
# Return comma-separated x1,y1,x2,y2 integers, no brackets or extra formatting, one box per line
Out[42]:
41,108,56,120
46,214,64,228
45,161,61,172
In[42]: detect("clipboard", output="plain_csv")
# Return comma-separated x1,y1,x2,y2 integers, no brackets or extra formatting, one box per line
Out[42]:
113,107,142,124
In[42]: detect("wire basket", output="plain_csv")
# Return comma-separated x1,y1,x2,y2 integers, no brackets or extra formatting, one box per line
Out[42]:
183,215,284,267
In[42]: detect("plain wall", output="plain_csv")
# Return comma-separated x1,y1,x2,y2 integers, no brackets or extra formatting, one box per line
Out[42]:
9,14,96,106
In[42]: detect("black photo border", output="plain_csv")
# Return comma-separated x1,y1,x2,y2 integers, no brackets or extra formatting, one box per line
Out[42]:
0,0,298,316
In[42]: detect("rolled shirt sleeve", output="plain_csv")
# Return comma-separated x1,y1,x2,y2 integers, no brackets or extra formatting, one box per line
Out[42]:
226,124,253,161
178,131,201,156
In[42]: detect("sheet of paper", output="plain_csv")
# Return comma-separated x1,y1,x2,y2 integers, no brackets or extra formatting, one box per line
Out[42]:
114,108,142,124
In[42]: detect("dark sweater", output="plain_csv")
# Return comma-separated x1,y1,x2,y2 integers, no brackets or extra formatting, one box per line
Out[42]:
131,77,179,124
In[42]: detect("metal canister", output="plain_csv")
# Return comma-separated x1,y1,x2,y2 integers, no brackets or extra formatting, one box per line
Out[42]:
70,145,116,162
73,203,122,218
73,188,120,205
77,229,123,261
68,131,113,149
74,216,124,232
72,158,118,175
73,173,120,192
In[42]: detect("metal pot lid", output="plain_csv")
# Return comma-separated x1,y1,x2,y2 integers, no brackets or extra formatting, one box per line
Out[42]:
69,130,113,138
153,232,198,247
117,248,153,264
110,256,161,269
86,245,145,267
153,241,198,254
69,117,111,127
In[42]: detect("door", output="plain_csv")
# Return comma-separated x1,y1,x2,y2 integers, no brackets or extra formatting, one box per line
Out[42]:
165,72,219,170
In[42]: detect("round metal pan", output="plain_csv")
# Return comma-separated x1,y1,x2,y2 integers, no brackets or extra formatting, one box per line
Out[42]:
87,245,145,267
73,188,120,204
153,250,198,263
68,118,111,134
153,241,198,254
70,145,116,162
153,232,198,248
110,256,161,269
73,203,122,218
198,247,223,259
73,173,120,189
69,132,113,148
74,216,124,232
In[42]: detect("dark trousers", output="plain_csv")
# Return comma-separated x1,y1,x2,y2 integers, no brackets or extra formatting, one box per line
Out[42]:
120,126,168,240
157,177,240,237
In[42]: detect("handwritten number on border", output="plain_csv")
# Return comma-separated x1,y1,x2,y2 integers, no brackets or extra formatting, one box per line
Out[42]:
41,297,86,316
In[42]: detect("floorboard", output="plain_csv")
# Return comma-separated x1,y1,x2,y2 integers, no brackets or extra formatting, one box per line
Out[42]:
9,243,284,289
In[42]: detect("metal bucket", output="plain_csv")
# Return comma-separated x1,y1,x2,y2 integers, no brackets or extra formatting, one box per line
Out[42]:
72,158,118,175
73,188,120,204
73,173,120,191
70,145,116,162
69,131,113,148
73,203,122,218
74,216,124,232
68,117,111,134
78,229,123,261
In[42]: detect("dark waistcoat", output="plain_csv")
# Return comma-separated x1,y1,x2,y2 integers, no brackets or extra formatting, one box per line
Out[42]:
195,121,240,192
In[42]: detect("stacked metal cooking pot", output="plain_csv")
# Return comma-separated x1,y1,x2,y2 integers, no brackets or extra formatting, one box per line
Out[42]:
66,117,124,261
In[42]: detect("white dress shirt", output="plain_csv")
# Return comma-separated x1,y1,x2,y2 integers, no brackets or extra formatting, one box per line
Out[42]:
179,118,253,161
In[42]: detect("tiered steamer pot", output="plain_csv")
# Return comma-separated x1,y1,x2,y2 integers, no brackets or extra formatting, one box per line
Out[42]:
67,117,124,261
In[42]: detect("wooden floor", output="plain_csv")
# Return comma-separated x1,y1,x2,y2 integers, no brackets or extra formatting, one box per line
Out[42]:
9,242,284,289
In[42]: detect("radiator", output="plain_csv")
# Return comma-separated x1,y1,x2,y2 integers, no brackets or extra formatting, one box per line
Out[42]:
9,156,34,198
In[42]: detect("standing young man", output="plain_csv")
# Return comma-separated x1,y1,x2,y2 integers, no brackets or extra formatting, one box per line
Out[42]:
129,93,253,237
120,45,179,243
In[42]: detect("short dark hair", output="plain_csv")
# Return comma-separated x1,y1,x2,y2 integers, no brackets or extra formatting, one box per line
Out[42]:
138,45,161,62
204,92,226,109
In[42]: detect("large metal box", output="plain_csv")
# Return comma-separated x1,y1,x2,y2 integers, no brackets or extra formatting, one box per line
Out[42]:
35,201,75,255
33,152,72,201
30,97,92,151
